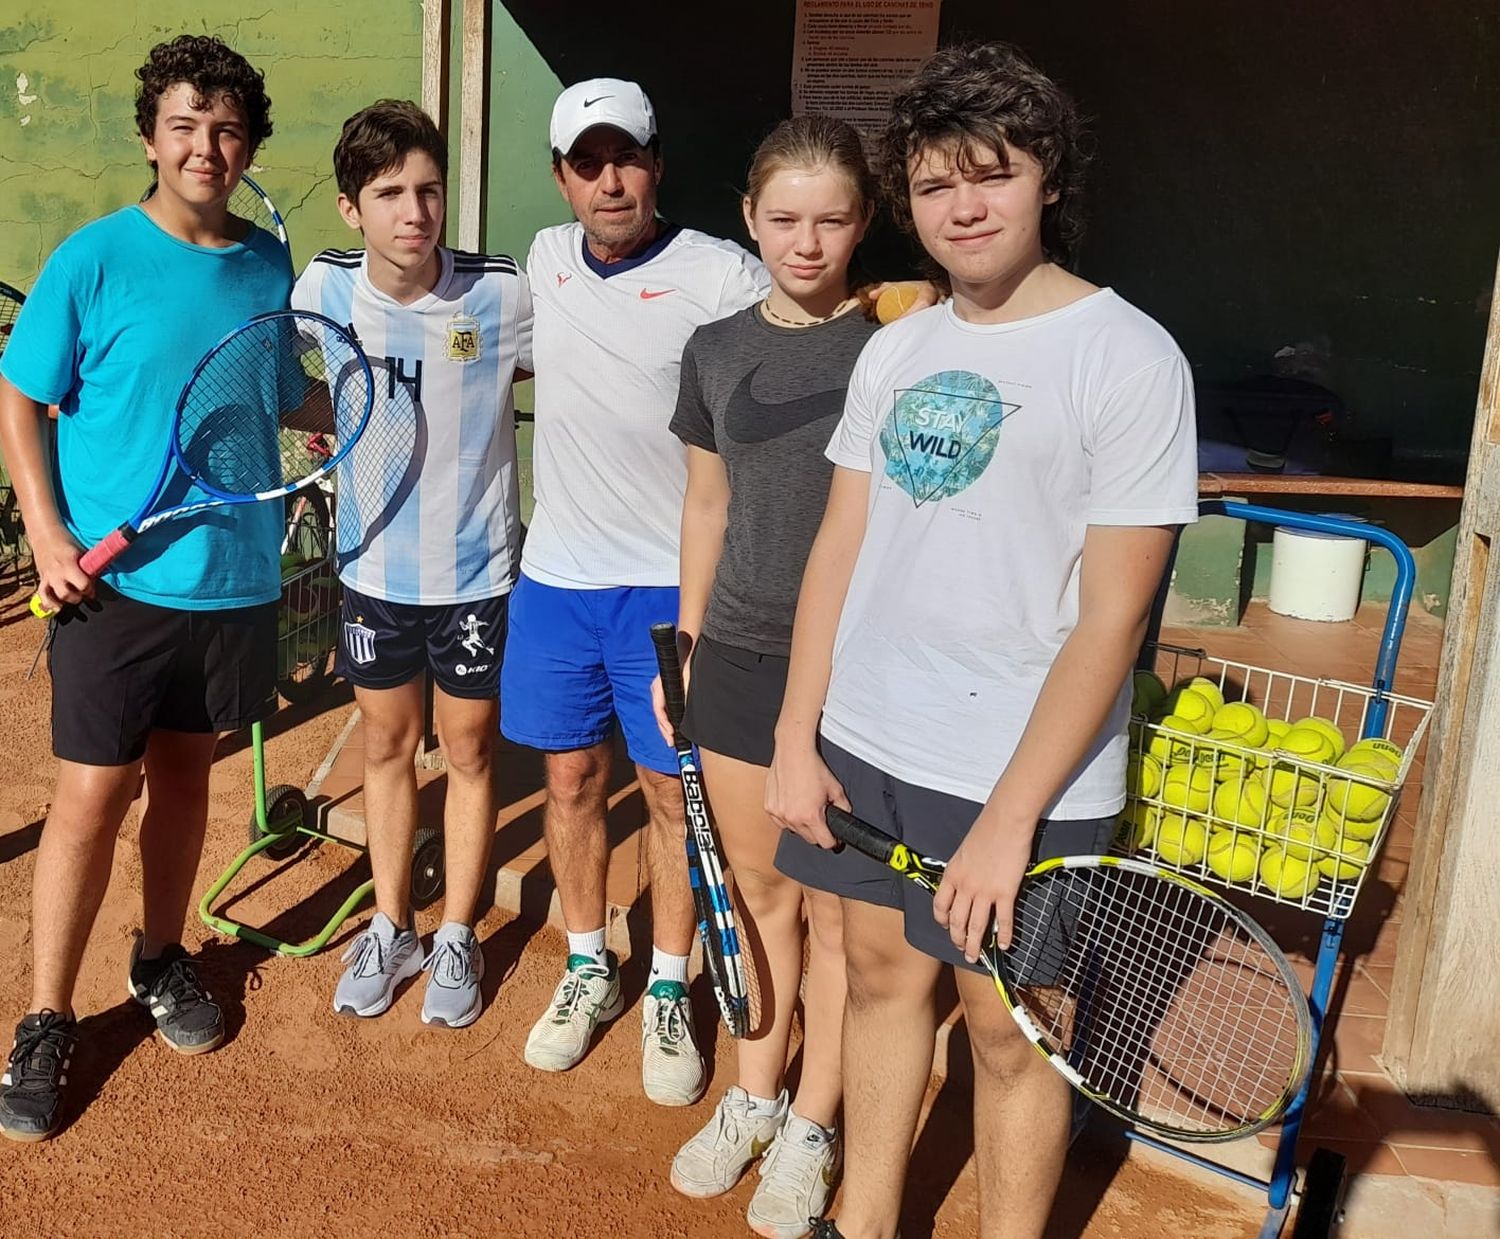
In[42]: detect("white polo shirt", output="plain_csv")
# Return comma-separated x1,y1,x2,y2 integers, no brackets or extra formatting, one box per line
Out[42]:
522,222,770,589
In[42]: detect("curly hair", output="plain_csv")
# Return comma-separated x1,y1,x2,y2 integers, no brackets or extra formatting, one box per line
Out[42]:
135,35,272,162
880,43,1090,267
334,100,447,202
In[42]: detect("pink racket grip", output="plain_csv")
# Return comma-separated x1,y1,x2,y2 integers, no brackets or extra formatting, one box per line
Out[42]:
79,528,135,576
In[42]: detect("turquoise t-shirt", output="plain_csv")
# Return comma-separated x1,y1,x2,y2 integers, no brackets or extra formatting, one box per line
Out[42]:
1,205,293,609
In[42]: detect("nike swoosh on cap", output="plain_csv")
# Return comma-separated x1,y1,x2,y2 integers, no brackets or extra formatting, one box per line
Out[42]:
583,95,613,107
724,364,845,445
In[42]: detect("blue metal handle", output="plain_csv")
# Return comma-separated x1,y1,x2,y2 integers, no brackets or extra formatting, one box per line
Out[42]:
1198,500,1416,739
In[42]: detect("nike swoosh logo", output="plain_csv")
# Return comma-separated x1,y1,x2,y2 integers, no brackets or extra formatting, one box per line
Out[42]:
639,288,675,300
583,95,612,107
724,364,845,445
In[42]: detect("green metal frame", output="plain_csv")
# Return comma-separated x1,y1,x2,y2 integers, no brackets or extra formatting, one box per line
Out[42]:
197,721,374,957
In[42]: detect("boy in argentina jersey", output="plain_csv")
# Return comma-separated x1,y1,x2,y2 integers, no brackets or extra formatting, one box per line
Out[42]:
767,46,1198,1239
292,101,532,1031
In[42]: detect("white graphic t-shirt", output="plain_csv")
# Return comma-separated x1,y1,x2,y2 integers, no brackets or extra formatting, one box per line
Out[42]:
821,290,1199,815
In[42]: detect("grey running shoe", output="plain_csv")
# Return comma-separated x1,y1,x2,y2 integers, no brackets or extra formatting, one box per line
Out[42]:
671,1085,787,1198
0,1011,76,1142
523,953,623,1072
748,1112,840,1239
128,938,225,1054
332,912,421,1017
420,922,484,1028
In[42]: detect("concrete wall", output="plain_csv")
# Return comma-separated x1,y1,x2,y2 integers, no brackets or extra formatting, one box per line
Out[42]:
0,0,424,285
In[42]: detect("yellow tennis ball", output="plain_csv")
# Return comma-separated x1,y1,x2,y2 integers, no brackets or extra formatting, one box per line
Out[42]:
1347,737,1403,769
1147,719,1200,764
1294,716,1347,761
1313,817,1372,880
1180,676,1226,713
1277,726,1336,765
1154,813,1209,866
1126,753,1164,800
1120,803,1162,850
1323,761,1392,823
1267,761,1322,810
1166,687,1216,733
875,281,927,324
1212,701,1271,748
1278,811,1322,860
1162,764,1215,812
1190,729,1240,777
1206,832,1260,883
1260,849,1322,899
1338,747,1398,780
1265,717,1293,744
1132,670,1168,718
1213,776,1271,828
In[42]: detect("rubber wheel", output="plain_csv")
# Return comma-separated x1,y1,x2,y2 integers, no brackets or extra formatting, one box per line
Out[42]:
410,827,445,909
249,784,311,860
1292,1147,1348,1238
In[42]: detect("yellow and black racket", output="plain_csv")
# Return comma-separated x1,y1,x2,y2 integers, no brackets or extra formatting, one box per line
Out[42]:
824,806,1314,1142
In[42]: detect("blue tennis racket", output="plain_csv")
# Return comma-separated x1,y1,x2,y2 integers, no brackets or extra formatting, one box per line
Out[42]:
651,623,758,1038
30,310,374,617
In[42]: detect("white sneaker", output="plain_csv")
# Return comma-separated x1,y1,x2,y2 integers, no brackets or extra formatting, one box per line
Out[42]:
641,980,706,1106
671,1086,789,1198
748,1112,840,1239
523,952,623,1072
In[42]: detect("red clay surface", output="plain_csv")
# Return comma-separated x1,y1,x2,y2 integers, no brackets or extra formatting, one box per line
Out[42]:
0,583,1265,1238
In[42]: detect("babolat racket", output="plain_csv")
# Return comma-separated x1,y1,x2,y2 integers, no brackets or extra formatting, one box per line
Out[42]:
0,281,23,357
30,310,373,617
141,173,290,254
823,806,1314,1141
651,623,758,1038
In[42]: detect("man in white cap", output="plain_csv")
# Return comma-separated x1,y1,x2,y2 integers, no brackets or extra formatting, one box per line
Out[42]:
501,78,770,1105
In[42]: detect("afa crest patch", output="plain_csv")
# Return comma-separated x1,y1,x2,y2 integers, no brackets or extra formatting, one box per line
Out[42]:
446,314,481,363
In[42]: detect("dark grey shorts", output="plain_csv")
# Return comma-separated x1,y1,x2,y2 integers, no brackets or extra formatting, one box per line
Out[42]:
680,635,787,767
775,738,1117,975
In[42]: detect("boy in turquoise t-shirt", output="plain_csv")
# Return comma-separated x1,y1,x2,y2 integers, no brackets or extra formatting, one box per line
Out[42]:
0,35,291,1142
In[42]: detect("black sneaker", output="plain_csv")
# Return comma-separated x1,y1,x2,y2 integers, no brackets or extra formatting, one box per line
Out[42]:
808,1223,845,1239
127,939,225,1055
1,1010,77,1142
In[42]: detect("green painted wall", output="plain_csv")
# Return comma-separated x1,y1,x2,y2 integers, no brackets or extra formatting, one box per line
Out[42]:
0,1,423,287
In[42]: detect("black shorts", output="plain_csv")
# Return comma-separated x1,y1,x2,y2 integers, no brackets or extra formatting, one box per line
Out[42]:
337,585,507,699
680,635,787,767
775,738,1117,977
49,584,277,766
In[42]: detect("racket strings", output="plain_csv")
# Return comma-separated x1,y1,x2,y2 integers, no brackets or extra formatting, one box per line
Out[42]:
0,289,20,356
332,359,421,564
176,316,371,498
1006,866,1306,1135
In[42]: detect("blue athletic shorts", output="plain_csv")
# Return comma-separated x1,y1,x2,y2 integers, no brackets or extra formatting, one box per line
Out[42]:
499,573,679,774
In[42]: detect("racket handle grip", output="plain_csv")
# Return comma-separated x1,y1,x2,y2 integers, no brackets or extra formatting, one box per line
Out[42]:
825,805,900,864
79,527,134,576
650,622,687,731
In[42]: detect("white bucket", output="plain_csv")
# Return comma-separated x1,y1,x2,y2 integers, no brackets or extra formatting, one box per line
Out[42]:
1269,524,1369,622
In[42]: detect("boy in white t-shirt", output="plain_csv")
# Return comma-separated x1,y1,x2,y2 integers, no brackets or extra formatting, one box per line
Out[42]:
767,44,1199,1239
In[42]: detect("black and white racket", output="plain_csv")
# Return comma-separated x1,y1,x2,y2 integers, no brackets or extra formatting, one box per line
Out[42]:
30,310,373,617
0,281,23,358
652,623,758,1038
824,806,1314,1141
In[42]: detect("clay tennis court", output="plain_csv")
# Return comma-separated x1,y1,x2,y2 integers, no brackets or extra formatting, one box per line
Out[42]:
0,581,1268,1237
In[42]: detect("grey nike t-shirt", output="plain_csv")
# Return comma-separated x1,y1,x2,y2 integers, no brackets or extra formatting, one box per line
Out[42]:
671,304,880,655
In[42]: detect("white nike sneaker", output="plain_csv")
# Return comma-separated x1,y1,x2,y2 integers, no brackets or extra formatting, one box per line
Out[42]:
748,1112,841,1239
671,1086,788,1198
523,953,623,1072
641,980,706,1106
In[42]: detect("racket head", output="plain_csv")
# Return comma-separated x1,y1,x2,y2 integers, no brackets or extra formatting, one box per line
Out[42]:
230,173,290,253
992,854,1314,1142
169,310,374,506
0,281,24,358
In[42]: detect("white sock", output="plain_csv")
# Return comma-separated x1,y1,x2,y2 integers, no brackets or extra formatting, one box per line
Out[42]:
566,928,607,966
745,1091,785,1118
649,947,690,985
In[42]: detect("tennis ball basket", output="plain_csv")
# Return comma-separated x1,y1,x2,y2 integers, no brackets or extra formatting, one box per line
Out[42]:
1117,502,1434,1239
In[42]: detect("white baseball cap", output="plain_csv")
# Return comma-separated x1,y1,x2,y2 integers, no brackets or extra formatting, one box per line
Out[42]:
549,78,657,156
